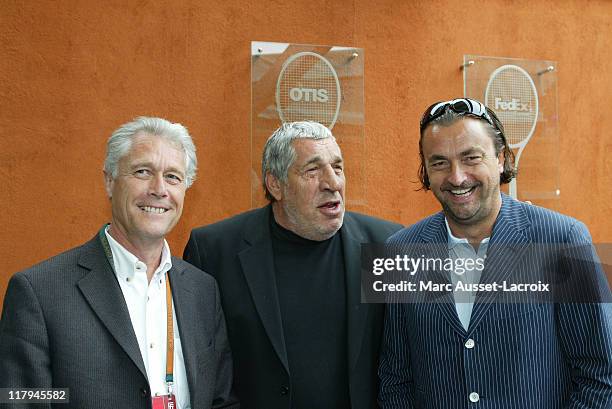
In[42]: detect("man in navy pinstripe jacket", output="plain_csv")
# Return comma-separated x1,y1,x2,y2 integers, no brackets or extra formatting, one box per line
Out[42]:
378,98,612,408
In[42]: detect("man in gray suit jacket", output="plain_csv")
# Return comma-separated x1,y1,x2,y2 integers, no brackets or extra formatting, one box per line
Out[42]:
378,98,612,408
0,117,238,409
184,121,402,409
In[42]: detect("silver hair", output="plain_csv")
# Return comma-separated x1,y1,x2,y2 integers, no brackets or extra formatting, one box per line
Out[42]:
261,121,333,201
104,116,198,188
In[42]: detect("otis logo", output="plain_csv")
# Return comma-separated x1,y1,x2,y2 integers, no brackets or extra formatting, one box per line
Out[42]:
275,51,341,129
289,88,329,103
494,97,530,112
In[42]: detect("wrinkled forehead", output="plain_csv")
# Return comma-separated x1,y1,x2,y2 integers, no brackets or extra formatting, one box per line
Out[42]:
131,131,182,149
122,132,186,165
291,137,343,164
128,132,183,154
423,118,495,155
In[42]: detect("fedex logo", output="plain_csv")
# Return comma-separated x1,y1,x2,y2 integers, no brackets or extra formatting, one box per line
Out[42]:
494,98,530,112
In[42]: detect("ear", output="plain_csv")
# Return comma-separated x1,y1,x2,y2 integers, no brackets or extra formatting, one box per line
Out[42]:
103,170,114,199
265,172,283,201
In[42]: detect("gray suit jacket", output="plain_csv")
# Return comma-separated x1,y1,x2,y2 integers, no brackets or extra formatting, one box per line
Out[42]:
0,232,239,409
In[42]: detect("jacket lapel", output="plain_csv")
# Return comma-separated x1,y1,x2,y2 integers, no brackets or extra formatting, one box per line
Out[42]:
421,213,467,336
340,214,370,374
167,262,199,406
76,235,147,379
468,195,531,330
238,206,289,373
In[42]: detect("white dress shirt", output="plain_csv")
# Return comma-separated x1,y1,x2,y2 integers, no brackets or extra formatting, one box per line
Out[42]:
445,218,490,331
105,227,191,409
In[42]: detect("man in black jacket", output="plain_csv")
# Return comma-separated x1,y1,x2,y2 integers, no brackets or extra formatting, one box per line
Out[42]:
185,121,402,409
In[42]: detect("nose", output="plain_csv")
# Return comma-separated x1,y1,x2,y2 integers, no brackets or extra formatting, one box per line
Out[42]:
446,161,469,187
320,165,344,192
149,172,169,197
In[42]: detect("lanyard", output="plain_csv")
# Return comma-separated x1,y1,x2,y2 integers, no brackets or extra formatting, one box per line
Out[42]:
165,275,174,388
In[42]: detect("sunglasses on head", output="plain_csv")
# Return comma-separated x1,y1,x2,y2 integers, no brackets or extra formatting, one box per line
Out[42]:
420,98,496,132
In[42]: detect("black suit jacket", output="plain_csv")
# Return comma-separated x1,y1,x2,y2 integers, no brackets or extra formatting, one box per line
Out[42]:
0,233,239,409
184,206,402,409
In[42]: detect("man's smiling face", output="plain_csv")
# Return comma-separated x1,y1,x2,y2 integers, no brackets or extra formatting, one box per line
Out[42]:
422,117,503,228
105,132,187,249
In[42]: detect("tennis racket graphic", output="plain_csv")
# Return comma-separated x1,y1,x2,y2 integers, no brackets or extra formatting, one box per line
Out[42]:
485,64,539,199
276,51,341,129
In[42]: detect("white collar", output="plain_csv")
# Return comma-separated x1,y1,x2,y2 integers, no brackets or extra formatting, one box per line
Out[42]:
444,218,490,250
104,225,173,281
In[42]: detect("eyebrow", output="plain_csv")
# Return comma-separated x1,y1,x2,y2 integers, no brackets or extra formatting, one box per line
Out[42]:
427,147,487,162
460,147,486,156
300,155,344,169
130,161,185,176
427,154,448,162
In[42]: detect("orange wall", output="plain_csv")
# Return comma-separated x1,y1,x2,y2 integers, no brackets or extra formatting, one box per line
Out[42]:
2,0,611,301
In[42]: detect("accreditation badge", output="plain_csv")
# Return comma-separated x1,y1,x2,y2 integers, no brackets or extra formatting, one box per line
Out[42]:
151,394,176,409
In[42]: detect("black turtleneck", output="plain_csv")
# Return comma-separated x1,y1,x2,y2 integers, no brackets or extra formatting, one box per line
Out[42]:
270,216,350,409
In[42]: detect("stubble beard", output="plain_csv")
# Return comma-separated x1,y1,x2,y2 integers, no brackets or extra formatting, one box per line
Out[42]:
281,199,343,241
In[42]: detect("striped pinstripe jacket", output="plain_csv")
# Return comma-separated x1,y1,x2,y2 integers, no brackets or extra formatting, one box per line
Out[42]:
378,194,612,408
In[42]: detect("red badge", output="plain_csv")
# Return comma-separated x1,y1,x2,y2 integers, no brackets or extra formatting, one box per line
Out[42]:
151,394,176,409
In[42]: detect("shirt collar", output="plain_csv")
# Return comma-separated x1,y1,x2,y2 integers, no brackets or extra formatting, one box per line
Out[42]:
104,226,173,281
444,218,490,250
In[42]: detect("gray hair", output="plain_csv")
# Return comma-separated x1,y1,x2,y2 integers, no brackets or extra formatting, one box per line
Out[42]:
104,116,198,188
261,121,333,201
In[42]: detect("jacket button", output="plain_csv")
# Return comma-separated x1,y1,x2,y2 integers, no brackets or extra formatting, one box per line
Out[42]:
469,392,479,402
280,386,289,395
140,387,148,397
